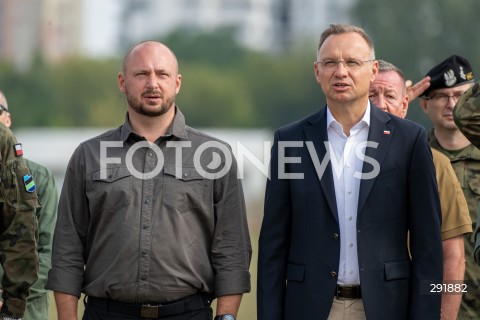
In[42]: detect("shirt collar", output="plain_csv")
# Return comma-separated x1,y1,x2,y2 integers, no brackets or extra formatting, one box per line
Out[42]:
120,106,189,142
326,101,371,132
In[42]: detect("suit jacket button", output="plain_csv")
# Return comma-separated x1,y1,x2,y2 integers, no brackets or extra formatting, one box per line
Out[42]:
332,233,339,240
330,271,337,278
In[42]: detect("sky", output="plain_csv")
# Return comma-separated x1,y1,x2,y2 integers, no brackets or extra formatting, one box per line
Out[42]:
81,0,122,57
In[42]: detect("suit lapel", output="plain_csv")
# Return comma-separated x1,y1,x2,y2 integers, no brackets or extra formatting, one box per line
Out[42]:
303,108,339,223
357,106,393,213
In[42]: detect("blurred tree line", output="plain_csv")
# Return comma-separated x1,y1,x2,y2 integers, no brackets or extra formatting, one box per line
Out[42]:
0,29,323,130
350,0,480,127
1,0,479,130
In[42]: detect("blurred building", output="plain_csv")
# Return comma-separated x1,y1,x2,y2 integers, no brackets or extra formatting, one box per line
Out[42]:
0,0,354,68
274,0,354,51
0,0,82,70
118,0,354,53
117,0,275,52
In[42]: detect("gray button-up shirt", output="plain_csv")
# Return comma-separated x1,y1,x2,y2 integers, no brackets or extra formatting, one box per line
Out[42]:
46,108,252,303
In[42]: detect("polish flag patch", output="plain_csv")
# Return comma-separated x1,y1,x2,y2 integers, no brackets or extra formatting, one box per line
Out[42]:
13,143,23,157
383,130,391,135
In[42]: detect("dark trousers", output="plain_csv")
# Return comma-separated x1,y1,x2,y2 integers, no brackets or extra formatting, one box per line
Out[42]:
83,297,213,320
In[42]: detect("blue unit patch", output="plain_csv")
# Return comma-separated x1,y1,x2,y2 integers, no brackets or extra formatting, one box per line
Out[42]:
23,174,36,193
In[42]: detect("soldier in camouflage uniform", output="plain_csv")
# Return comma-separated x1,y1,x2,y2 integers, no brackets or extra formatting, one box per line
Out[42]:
453,82,480,265
420,55,479,320
0,91,58,320
370,60,472,319
0,120,39,320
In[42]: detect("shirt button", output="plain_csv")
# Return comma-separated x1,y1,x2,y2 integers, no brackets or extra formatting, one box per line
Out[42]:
143,225,148,229
349,270,354,274
347,190,352,195
141,276,147,281
183,172,188,177
330,271,337,278
348,216,353,221
144,199,150,204
332,233,339,240
349,242,353,248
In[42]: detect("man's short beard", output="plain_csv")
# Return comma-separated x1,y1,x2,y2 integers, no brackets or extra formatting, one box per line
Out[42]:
126,91,175,117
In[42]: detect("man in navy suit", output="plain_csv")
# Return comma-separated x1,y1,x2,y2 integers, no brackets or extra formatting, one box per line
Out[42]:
257,24,443,320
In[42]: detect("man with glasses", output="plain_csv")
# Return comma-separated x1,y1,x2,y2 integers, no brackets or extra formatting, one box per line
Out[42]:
258,23,443,320
369,60,472,319
419,55,480,319
0,91,58,320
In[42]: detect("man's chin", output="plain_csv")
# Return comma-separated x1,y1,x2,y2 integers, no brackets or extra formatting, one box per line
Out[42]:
134,105,171,117
442,122,460,131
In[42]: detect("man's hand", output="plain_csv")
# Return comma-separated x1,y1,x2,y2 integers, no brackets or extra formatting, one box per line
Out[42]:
406,76,431,102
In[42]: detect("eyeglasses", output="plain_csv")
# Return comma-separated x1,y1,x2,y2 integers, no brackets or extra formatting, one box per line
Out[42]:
316,59,375,70
0,104,7,115
424,92,464,104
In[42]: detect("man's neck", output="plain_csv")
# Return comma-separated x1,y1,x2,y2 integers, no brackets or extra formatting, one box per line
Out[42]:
434,127,471,151
128,107,175,143
328,99,368,136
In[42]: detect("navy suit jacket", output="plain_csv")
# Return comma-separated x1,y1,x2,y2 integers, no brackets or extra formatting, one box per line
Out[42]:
257,105,443,320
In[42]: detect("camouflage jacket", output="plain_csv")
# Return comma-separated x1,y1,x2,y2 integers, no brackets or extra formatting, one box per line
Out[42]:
0,158,58,320
0,123,39,318
453,82,480,264
454,82,480,149
428,128,480,317
428,129,480,229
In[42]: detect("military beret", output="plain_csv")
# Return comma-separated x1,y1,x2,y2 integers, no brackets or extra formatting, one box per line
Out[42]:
422,55,474,97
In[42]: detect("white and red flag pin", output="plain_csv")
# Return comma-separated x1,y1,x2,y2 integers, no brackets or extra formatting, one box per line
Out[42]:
13,143,23,157
383,130,391,135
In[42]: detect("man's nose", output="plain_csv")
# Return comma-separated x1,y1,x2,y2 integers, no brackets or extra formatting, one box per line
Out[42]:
146,74,158,88
371,96,387,111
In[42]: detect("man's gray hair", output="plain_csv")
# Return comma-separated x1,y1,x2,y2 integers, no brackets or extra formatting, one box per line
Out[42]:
317,24,375,60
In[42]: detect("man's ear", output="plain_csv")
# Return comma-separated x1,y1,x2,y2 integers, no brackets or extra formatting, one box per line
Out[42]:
313,62,321,82
176,74,182,94
419,98,428,113
5,113,11,128
401,95,409,118
118,73,126,93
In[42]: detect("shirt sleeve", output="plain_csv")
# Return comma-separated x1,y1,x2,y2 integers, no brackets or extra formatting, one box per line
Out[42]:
45,144,87,297
434,151,473,240
25,160,59,300
210,146,252,297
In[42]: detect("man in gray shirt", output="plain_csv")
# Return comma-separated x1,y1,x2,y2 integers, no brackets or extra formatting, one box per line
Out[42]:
46,41,252,320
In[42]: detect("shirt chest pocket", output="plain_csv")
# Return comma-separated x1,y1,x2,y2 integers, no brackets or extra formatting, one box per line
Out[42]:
87,167,132,213
163,166,205,213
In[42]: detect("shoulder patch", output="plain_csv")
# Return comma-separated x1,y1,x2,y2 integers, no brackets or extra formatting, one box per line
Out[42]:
23,173,36,192
13,143,23,157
